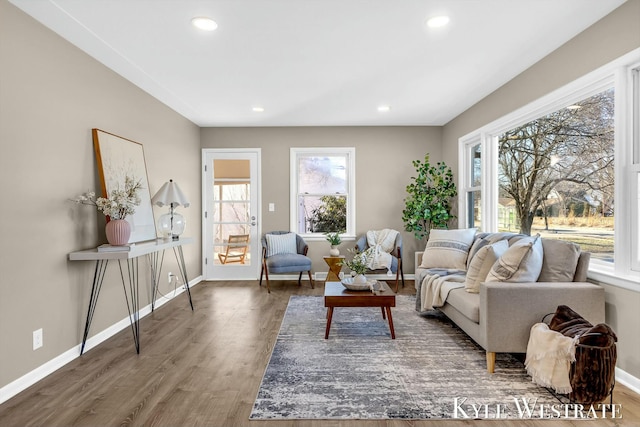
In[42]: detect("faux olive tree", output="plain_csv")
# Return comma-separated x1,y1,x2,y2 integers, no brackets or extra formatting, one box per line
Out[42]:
402,154,457,240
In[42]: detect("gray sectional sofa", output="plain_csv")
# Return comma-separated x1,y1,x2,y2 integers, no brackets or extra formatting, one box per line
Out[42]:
415,231,605,373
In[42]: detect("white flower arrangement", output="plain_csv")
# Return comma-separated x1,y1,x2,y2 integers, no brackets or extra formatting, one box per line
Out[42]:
341,247,373,275
71,176,143,220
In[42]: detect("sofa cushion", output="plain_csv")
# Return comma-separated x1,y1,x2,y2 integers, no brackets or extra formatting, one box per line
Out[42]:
421,228,476,270
464,240,509,293
265,232,297,257
467,232,522,269
538,239,581,282
486,234,544,282
445,287,480,323
266,253,312,273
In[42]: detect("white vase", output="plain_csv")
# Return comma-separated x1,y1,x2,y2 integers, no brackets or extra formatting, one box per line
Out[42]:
329,246,340,257
353,274,367,284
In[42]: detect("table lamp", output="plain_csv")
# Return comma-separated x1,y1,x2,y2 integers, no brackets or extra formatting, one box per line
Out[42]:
151,179,190,240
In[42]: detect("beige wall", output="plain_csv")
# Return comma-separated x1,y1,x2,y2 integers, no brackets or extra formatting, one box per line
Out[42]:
0,1,201,388
201,126,442,272
442,0,640,379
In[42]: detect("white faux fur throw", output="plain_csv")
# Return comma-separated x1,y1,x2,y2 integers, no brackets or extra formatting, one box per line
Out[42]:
419,270,466,311
525,323,578,394
363,229,399,273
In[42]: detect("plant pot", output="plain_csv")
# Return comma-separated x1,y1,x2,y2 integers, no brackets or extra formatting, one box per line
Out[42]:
353,274,367,284
329,246,340,257
105,219,131,246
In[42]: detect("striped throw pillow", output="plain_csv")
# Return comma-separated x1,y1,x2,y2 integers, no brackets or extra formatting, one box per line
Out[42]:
266,233,298,257
421,228,476,270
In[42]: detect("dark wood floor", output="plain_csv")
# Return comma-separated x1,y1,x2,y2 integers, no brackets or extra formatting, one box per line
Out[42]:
0,280,638,427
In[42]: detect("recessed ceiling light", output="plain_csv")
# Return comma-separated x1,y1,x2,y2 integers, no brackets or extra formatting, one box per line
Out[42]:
377,105,391,113
191,17,218,31
426,15,450,28
252,106,265,113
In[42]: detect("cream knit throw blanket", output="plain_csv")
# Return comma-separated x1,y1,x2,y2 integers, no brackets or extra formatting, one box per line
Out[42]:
525,323,578,394
418,270,466,311
363,229,399,273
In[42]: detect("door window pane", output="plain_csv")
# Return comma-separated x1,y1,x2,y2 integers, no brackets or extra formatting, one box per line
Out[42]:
212,159,253,266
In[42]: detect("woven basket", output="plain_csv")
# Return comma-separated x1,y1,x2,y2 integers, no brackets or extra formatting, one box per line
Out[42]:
569,333,616,405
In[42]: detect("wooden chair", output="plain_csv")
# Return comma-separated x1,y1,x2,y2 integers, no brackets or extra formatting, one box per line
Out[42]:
218,234,250,264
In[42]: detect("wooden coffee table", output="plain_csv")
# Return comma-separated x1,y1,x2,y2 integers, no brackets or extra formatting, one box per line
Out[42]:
323,281,396,339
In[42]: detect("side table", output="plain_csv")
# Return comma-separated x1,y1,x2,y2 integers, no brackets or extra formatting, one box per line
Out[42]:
323,255,345,282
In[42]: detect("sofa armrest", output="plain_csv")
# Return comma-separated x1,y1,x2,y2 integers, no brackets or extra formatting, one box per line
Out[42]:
480,281,605,354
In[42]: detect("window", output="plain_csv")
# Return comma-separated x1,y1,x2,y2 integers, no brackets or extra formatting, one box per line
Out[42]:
632,67,640,271
290,147,355,239
459,50,640,286
461,139,483,230
497,89,615,262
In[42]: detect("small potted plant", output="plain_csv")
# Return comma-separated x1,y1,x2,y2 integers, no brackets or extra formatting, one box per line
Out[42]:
325,231,342,256
342,247,371,283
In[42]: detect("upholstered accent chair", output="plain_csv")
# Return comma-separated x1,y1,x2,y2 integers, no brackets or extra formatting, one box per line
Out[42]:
260,231,314,293
355,231,404,292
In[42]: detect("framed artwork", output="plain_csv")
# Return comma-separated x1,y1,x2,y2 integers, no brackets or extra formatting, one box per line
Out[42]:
92,129,156,243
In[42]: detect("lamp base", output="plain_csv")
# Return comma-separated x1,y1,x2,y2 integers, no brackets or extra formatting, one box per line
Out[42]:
157,211,186,240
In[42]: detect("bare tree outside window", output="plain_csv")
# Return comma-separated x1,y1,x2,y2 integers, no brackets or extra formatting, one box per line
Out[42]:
297,154,348,234
498,89,615,261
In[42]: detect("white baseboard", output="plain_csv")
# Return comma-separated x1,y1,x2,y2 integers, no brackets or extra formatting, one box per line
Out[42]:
0,276,202,405
616,367,640,396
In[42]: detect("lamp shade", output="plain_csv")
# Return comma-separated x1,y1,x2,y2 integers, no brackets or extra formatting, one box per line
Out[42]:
151,179,190,207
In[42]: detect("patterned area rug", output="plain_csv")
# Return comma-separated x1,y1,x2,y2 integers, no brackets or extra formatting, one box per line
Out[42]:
250,295,565,420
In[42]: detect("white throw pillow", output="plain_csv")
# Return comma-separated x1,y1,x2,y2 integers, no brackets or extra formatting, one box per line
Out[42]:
421,228,477,270
464,240,509,293
265,233,297,257
486,234,544,283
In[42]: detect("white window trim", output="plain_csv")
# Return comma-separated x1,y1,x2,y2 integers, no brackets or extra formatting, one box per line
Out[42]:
290,147,356,241
458,48,640,291
630,66,640,272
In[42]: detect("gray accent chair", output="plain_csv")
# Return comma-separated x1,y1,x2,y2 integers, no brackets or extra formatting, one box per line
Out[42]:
355,232,404,292
260,231,314,293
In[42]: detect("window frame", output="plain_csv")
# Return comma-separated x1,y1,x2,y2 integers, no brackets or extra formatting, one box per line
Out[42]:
629,66,640,272
290,147,356,241
458,48,640,290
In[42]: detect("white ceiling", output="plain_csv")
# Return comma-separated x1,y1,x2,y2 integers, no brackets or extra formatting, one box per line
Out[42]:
10,0,626,127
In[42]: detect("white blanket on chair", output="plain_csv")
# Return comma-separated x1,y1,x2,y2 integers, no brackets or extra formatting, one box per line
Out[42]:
525,323,577,394
363,229,399,273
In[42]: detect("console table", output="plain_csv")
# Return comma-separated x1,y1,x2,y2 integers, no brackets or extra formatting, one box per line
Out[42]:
68,237,194,355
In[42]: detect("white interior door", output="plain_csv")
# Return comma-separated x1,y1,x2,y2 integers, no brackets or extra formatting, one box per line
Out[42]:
203,149,261,280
